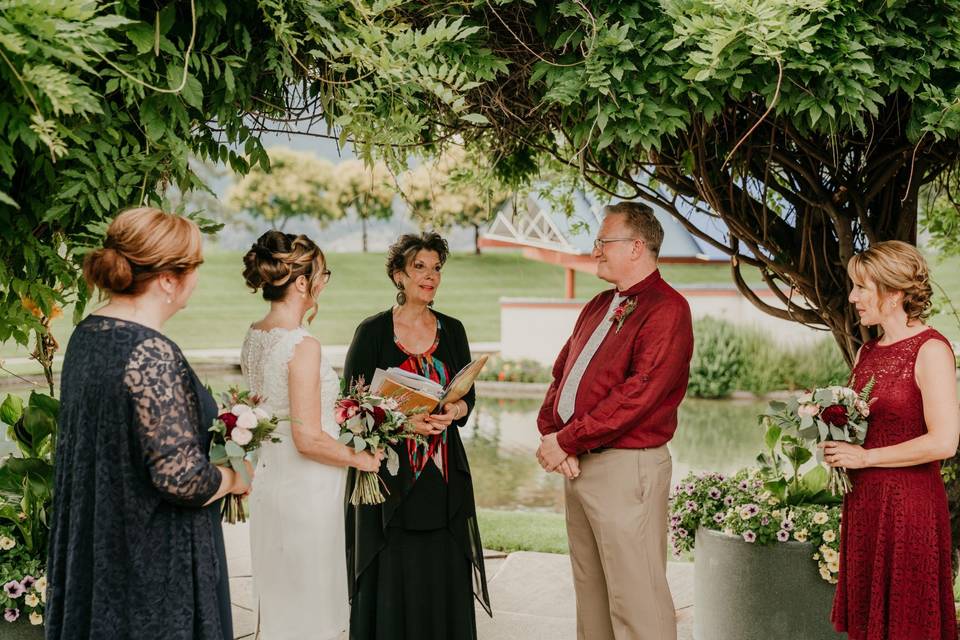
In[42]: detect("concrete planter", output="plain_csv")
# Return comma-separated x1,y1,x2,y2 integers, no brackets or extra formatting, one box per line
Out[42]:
1,619,44,639
694,527,843,640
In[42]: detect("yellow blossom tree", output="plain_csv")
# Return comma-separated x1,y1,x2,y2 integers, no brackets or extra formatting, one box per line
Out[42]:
400,148,508,254
328,160,397,252
227,148,341,230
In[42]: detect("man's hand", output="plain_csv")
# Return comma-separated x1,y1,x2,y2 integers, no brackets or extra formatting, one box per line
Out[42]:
556,455,580,480
536,432,569,472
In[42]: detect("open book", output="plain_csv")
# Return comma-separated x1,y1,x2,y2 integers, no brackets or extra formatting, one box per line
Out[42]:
369,354,489,414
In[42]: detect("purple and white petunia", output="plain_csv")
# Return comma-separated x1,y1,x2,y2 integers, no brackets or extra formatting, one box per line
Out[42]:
713,512,725,524
18,576,35,591
4,608,19,622
742,530,757,543
3,581,25,599
685,501,698,512
708,487,722,500
776,530,790,542
780,519,795,531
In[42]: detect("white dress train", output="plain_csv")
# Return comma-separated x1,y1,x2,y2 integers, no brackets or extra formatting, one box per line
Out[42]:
240,327,348,640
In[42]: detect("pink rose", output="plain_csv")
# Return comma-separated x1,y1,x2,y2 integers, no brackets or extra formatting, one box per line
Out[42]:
231,427,253,446
335,399,360,425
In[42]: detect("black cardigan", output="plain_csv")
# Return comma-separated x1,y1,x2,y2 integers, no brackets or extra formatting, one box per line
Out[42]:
342,308,491,614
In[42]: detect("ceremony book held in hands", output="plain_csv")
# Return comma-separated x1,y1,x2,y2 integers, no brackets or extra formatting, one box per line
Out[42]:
369,355,489,414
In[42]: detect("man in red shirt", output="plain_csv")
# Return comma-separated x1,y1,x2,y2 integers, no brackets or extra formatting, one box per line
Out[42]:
536,202,693,640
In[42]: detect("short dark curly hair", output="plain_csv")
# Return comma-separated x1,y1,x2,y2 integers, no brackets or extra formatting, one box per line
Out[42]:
385,232,449,285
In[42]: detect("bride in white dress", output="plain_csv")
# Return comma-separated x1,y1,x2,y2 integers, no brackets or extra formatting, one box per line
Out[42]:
239,232,382,640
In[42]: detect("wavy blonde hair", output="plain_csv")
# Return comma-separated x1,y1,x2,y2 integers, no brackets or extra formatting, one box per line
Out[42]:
847,240,933,322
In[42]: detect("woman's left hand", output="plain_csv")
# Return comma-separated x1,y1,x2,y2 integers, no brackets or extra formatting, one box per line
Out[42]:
819,441,870,469
426,403,461,432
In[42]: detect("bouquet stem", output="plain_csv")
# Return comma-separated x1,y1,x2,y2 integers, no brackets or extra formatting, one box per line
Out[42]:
350,471,387,506
222,495,246,524
828,467,853,496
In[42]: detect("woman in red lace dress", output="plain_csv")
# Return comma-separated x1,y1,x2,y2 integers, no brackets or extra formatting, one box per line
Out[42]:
822,240,959,640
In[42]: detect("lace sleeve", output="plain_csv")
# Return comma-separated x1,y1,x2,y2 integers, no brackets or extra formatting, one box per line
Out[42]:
124,336,221,507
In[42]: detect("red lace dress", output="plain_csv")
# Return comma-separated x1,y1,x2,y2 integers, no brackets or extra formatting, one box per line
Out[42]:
832,328,957,640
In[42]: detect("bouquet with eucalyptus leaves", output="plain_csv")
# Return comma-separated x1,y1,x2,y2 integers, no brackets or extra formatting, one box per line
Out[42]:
762,378,876,495
209,388,281,523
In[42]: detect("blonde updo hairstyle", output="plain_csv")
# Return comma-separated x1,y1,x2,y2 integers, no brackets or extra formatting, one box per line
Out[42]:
83,207,203,297
847,240,933,322
242,231,327,322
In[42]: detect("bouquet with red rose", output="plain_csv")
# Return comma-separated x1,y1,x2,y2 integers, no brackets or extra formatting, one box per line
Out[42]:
762,378,876,495
336,380,424,505
209,387,281,523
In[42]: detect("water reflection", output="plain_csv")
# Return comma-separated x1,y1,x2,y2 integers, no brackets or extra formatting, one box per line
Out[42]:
2,374,769,513
460,396,768,513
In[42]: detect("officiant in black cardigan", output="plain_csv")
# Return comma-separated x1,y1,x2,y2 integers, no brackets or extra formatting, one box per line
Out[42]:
343,232,490,640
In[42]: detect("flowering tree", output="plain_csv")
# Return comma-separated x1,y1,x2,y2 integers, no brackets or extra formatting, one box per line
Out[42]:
328,159,396,252
400,148,509,254
227,148,341,230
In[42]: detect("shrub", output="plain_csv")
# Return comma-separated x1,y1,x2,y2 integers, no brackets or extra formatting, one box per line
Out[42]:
687,317,745,399
478,356,553,383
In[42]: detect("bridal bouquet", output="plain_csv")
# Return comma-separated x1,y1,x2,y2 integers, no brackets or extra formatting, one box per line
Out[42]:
209,388,281,523
762,378,876,495
336,381,424,505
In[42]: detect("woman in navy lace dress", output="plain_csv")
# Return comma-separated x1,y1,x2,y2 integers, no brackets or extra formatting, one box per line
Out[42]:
44,208,252,639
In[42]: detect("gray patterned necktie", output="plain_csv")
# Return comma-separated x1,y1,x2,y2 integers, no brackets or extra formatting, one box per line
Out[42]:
556,293,623,423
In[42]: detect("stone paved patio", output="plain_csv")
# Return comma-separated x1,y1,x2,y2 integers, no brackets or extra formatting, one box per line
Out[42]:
223,522,695,640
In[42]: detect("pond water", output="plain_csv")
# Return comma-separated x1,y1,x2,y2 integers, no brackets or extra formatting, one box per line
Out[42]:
2,373,768,513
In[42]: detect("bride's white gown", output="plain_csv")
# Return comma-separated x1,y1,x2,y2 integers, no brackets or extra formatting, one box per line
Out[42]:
241,327,348,640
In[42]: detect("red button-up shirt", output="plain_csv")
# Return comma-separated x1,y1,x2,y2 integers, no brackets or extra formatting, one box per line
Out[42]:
537,270,693,455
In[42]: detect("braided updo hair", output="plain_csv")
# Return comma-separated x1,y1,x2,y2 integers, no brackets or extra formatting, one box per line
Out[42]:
847,240,933,322
83,207,203,297
243,231,327,321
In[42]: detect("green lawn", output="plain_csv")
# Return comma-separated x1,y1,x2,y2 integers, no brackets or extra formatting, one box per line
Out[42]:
3,249,959,371
477,508,569,554
0,250,754,362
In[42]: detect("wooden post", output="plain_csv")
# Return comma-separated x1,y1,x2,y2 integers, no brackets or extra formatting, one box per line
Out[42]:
565,267,575,299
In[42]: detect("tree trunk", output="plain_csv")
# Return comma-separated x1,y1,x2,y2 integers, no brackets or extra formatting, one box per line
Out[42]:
361,216,368,253
473,223,481,255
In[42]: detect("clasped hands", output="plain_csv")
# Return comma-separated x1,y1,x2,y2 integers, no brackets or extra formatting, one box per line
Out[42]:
408,402,461,437
536,432,580,480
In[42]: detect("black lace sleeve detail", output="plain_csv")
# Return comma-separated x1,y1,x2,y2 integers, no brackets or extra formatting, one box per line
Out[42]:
124,336,221,507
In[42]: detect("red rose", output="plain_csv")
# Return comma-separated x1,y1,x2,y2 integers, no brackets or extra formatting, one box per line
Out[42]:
218,412,237,434
821,404,848,427
372,405,387,426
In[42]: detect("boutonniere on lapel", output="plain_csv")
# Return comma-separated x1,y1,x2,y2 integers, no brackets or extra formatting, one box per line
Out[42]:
611,297,638,334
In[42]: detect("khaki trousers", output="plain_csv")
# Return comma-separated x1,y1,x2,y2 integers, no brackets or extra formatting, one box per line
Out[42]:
564,446,676,640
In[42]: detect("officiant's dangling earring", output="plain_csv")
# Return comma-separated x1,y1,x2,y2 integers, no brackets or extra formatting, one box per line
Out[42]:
395,281,406,306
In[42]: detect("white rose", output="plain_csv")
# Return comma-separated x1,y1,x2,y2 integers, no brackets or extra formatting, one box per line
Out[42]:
29,611,42,625
231,404,252,416
231,427,253,446
34,576,46,594
253,407,270,421
236,411,258,430
0,535,14,550
827,559,840,573
819,565,831,581
812,511,829,525
797,403,820,418
823,530,836,543
25,593,38,607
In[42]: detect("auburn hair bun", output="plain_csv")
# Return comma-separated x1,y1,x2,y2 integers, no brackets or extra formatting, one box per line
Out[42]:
82,207,202,296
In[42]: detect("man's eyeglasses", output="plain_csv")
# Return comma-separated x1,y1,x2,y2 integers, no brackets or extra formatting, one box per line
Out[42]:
593,237,641,252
